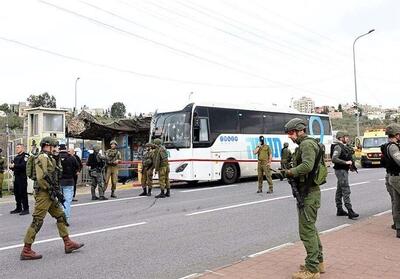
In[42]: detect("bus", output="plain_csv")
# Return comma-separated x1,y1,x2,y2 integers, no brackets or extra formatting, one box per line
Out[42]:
150,102,333,184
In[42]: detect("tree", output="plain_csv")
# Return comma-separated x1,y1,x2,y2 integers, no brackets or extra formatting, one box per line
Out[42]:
110,102,126,118
27,92,56,108
0,103,9,113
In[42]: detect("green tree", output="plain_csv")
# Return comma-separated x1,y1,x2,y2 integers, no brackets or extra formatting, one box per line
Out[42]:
0,103,9,113
27,92,56,108
110,102,126,118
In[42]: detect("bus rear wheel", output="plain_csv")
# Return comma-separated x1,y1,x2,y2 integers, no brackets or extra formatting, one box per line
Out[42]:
221,163,238,184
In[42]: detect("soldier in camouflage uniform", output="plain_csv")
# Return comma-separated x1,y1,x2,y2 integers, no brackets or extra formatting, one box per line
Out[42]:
20,137,83,260
105,140,121,198
139,143,155,197
253,136,273,193
282,118,325,279
87,145,107,200
0,148,4,198
153,139,170,198
281,142,292,170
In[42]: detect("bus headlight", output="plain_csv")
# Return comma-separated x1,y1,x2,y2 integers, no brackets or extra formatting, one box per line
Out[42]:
176,163,188,173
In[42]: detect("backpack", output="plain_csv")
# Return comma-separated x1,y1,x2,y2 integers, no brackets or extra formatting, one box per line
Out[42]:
304,138,328,186
26,154,37,181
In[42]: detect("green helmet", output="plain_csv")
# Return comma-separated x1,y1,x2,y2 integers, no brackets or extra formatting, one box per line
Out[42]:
93,145,101,152
385,123,400,136
284,118,307,133
110,140,118,146
40,137,53,147
153,139,162,146
336,131,349,139
283,142,289,148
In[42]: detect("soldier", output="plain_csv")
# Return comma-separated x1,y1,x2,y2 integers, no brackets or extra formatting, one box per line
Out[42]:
139,143,155,197
153,139,170,198
87,145,107,200
105,140,122,198
30,140,39,156
382,123,400,238
20,137,83,260
10,144,30,215
331,131,359,219
253,136,273,194
281,142,292,170
282,118,325,279
0,148,4,198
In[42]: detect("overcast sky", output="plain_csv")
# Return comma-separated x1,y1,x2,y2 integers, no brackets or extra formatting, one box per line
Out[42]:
0,0,399,114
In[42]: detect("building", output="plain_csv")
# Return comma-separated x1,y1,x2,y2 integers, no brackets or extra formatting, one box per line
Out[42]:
293,96,315,113
18,102,29,117
366,112,385,121
328,111,343,119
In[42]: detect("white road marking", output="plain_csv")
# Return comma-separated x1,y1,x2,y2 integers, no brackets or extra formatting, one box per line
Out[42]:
378,178,385,181
71,196,146,208
248,243,294,258
186,195,292,216
320,187,336,192
180,184,239,193
350,181,370,186
178,273,200,279
374,210,392,217
204,270,224,276
320,224,350,235
0,222,147,252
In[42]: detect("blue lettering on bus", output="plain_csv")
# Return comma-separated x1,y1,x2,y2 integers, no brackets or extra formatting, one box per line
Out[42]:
246,137,282,159
308,116,325,143
219,136,239,143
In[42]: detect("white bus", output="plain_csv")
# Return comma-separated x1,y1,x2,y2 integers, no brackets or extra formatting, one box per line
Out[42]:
151,102,333,184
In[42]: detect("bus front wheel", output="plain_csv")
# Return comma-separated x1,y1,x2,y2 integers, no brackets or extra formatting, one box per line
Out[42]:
221,163,239,184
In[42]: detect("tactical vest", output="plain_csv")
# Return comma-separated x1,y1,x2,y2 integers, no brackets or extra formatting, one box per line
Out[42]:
382,142,400,175
159,147,169,167
332,143,352,171
142,150,153,169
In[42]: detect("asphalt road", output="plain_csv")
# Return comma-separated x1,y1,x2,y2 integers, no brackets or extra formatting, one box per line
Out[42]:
0,167,390,279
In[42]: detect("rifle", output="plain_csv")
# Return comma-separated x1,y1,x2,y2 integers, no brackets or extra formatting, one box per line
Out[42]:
287,176,310,222
44,175,66,208
350,160,358,173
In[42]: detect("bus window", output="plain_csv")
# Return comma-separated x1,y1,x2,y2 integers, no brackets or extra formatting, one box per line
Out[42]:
209,108,239,134
239,110,263,134
199,118,209,141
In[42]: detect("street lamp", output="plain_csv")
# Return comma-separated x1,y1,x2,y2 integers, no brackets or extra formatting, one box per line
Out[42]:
74,77,80,116
353,29,375,137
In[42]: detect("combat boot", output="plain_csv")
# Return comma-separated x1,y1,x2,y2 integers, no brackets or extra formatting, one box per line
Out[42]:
20,244,42,260
347,208,359,220
10,208,22,214
139,188,147,196
155,190,166,198
19,209,30,216
292,269,320,279
91,196,99,200
99,196,108,200
63,236,84,254
165,189,170,197
336,207,348,216
147,189,152,196
397,229,400,238
300,263,325,274
111,191,117,198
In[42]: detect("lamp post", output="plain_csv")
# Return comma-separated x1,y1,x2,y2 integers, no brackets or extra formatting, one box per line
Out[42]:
353,29,374,137
74,77,80,116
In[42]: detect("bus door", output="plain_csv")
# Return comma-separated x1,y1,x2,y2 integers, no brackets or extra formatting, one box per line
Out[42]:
192,111,213,181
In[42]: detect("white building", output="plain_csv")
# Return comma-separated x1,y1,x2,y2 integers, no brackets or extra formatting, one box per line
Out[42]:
293,96,315,113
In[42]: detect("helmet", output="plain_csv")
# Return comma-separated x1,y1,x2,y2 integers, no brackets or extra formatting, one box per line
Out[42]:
153,139,162,146
283,142,289,148
284,118,307,133
52,139,59,147
93,145,101,152
40,137,54,147
110,140,118,146
385,123,400,136
336,131,349,139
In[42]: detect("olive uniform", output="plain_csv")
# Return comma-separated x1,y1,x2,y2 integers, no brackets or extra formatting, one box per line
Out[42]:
255,140,273,193
153,139,170,198
139,144,155,196
105,140,121,198
284,118,324,279
21,137,83,260
281,142,292,170
0,149,5,198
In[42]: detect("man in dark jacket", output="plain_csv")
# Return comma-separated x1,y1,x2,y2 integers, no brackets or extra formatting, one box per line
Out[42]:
10,144,30,215
69,148,82,201
59,144,79,220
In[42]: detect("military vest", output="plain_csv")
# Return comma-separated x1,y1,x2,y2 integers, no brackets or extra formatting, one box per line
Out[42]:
257,144,270,161
106,149,120,166
332,143,352,171
382,142,400,175
159,147,169,167
142,150,154,169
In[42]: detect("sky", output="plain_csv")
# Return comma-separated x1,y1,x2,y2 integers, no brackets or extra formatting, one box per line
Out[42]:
0,0,399,114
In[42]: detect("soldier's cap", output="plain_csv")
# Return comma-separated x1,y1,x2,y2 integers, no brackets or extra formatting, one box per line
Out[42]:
284,142,289,147
40,136,55,147
284,118,307,133
259,136,264,141
110,140,118,146
385,123,400,136
153,138,162,146
336,131,349,139
93,145,101,152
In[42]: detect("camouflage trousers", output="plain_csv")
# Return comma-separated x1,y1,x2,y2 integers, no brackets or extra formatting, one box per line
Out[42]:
257,161,273,191
299,190,323,273
141,168,153,190
159,166,170,191
90,170,105,198
334,169,352,209
105,166,118,192
389,175,400,230
24,189,69,244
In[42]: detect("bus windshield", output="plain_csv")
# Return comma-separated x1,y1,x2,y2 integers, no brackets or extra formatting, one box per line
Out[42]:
363,137,387,148
152,111,191,148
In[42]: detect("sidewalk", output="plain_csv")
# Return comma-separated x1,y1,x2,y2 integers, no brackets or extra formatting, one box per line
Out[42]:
199,213,399,279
